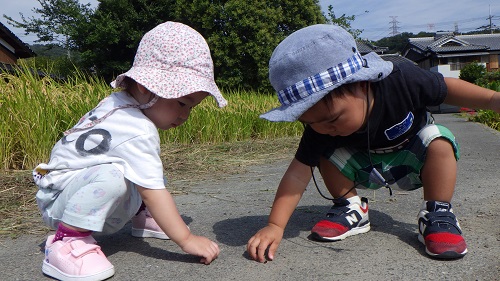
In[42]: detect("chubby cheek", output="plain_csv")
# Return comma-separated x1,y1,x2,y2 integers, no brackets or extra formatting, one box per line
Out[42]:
310,123,335,135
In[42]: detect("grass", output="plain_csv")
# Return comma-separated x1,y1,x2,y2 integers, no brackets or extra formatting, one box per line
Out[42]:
0,65,303,170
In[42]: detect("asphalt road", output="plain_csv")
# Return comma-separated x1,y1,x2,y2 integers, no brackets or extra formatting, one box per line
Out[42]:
1,114,499,281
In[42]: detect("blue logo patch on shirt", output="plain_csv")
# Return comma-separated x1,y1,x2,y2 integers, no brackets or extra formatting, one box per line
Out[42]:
384,112,414,140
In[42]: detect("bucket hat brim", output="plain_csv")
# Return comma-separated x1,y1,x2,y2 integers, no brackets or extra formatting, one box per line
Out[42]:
110,22,227,108
260,52,392,122
260,24,393,122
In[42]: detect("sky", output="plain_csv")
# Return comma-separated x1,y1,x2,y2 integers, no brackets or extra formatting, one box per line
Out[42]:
1,0,499,44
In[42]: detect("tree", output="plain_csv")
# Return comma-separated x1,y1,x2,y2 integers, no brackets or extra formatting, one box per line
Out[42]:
77,0,179,79
174,0,326,90
4,0,94,48
4,0,326,90
325,5,361,38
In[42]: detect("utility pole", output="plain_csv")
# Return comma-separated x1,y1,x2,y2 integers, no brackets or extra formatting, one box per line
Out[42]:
487,5,494,34
389,16,400,36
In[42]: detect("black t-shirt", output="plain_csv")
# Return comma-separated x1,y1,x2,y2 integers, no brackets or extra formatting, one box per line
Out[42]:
295,62,448,167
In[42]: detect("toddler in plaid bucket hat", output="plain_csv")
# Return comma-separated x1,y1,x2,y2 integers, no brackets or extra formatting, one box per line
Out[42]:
248,24,500,262
33,22,223,280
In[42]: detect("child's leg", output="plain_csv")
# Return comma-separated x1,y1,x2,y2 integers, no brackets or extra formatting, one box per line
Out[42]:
318,156,358,199
417,137,467,259
131,201,171,240
420,137,457,201
40,164,137,280
46,164,140,234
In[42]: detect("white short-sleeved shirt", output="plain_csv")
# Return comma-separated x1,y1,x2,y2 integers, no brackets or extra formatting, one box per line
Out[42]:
33,91,165,191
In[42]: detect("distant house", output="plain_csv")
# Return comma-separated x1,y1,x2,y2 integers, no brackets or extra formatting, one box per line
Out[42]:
356,41,389,55
356,40,416,66
0,21,35,66
402,32,500,78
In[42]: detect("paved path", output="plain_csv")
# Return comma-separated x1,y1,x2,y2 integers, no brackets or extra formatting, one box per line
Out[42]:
1,114,499,280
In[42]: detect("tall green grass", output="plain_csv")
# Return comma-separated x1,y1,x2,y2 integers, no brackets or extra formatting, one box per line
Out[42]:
1,64,302,170
159,89,302,143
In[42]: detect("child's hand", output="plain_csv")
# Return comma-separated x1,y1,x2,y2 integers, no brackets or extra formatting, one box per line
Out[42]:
247,223,284,263
179,234,220,265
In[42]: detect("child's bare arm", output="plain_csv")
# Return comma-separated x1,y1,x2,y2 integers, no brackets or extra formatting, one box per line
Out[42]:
444,77,500,112
136,186,219,264
247,159,312,262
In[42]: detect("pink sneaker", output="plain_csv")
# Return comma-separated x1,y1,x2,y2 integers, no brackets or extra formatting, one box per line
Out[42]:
131,208,170,240
42,234,115,281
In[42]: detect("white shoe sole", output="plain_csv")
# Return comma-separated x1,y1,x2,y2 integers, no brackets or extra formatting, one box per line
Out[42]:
131,228,170,240
314,223,371,241
42,260,115,281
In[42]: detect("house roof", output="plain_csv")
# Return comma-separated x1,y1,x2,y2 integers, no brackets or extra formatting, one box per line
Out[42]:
0,21,36,59
408,33,500,54
356,41,389,55
380,54,417,65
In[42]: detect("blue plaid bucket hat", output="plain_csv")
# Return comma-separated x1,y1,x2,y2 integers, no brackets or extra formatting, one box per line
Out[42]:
260,24,393,122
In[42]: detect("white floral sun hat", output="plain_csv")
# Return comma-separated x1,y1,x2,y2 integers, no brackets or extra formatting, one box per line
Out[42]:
111,21,227,108
260,24,393,122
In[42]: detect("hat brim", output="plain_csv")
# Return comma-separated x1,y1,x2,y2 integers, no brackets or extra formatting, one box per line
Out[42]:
260,52,393,122
111,66,227,108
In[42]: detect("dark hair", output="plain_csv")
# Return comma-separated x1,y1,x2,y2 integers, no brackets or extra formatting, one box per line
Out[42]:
322,82,360,109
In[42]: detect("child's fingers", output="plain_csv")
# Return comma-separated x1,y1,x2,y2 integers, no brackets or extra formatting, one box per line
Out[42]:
267,242,279,261
256,242,270,262
246,236,258,260
247,236,268,262
201,241,219,265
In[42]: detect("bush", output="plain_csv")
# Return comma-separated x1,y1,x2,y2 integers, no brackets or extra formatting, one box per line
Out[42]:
459,61,486,83
476,70,500,88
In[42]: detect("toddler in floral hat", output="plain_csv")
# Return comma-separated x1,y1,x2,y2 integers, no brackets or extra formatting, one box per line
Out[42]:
33,21,226,280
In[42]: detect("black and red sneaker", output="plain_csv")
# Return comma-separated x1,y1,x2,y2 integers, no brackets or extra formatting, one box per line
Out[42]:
311,196,370,241
418,201,468,259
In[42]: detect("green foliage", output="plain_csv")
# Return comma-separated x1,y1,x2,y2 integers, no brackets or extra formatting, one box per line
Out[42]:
475,70,500,88
468,109,499,131
459,61,487,83
77,0,179,79
4,0,326,91
0,65,302,170
464,73,500,132
3,0,94,48
324,5,361,38
19,56,80,79
175,0,325,91
29,44,73,58
374,32,431,54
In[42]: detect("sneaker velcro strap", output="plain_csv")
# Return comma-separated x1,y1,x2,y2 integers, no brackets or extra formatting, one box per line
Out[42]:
70,241,101,257
326,206,350,217
426,212,462,234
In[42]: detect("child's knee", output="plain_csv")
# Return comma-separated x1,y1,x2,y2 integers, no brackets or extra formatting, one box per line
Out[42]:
85,164,128,198
418,124,459,161
319,157,352,182
427,137,456,158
